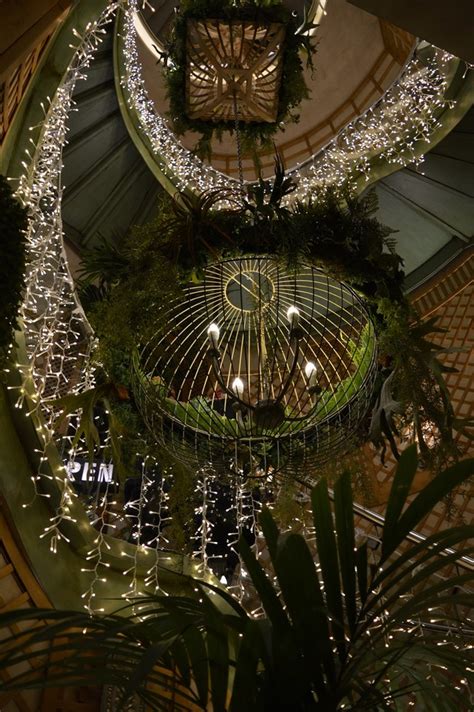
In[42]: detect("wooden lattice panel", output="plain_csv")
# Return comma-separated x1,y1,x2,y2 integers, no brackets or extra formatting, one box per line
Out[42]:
186,19,286,123
0,510,50,712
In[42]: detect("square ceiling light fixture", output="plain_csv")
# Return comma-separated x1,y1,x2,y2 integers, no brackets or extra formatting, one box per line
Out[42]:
186,19,286,123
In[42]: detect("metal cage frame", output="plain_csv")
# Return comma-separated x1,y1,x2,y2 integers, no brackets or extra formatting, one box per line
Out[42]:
132,257,378,484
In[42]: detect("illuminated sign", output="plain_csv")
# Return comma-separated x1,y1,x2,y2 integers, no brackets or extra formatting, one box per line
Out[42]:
65,459,115,484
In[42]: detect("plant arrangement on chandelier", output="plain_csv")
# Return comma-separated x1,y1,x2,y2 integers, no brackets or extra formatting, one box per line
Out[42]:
0,175,27,369
162,0,317,159
70,159,472,475
0,447,472,710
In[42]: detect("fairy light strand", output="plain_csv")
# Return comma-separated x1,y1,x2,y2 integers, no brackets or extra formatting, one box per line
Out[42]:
10,3,120,561
120,0,461,202
81,481,114,614
6,0,472,648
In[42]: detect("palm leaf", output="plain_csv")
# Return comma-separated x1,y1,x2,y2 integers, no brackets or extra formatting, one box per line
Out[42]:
311,479,345,658
77,235,129,286
333,471,357,633
271,530,335,696
392,459,474,558
195,593,230,712
237,535,290,636
229,619,263,712
355,542,369,604
1,452,474,710
382,444,418,551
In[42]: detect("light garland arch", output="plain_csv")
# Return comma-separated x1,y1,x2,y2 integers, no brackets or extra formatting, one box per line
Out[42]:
5,0,473,606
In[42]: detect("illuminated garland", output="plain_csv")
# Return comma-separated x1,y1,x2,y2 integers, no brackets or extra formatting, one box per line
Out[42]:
192,469,218,575
81,482,114,614
143,458,171,594
290,57,455,199
121,0,235,196
7,0,470,617
120,0,459,201
11,2,121,609
162,0,315,158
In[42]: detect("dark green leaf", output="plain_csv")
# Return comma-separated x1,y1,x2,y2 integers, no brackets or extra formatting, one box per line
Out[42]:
312,479,345,658
259,506,279,560
180,626,208,706
119,637,180,705
355,542,368,604
333,471,357,633
389,458,474,555
273,531,335,694
229,619,263,712
237,535,290,635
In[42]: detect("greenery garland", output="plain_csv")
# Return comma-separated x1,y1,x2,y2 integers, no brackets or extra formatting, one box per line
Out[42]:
72,161,471,485
0,175,27,370
162,0,316,159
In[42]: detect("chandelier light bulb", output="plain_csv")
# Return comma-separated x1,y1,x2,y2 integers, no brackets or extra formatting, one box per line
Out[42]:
232,377,244,396
287,305,300,328
305,361,318,388
207,323,220,350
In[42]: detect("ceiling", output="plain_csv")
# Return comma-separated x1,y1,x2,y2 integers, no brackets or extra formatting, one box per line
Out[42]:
375,105,474,285
61,31,161,260
61,18,473,285
137,0,415,179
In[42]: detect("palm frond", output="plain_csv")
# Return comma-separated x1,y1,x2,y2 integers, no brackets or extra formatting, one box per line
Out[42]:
0,447,473,709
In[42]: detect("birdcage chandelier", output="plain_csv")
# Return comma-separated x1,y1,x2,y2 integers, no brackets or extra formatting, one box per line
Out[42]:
132,256,377,484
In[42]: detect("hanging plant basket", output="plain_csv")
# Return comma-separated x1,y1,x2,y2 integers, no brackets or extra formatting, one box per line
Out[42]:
163,0,317,158
72,170,472,485
186,18,286,124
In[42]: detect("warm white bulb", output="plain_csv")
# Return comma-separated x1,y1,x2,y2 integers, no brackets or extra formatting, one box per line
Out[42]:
287,305,300,326
232,377,244,396
220,575,227,584
305,361,318,390
207,323,220,349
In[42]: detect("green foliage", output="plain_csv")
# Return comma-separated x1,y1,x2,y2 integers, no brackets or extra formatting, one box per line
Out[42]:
271,477,302,530
282,188,403,298
73,171,461,476
0,175,27,368
77,235,129,289
64,211,191,483
80,203,184,388
155,188,240,272
163,1,315,159
0,448,472,710
377,300,473,470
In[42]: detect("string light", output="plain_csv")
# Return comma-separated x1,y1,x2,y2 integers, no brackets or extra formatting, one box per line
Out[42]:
81,481,113,614
192,468,218,574
6,0,473,651
9,3,120,599
120,0,461,201
143,459,171,594
121,1,236,198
